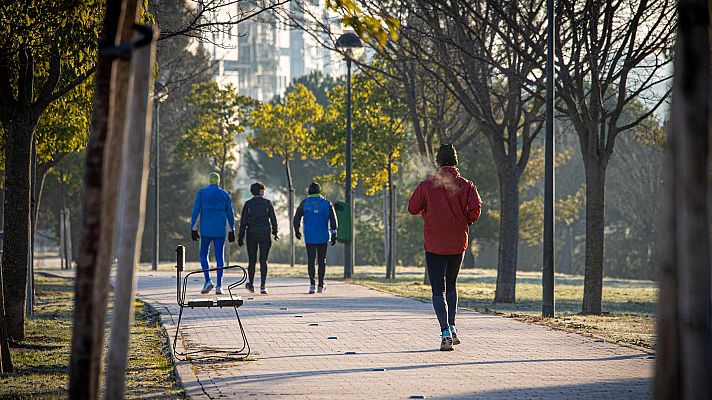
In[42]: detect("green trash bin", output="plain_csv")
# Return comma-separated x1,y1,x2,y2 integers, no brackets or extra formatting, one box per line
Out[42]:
333,201,351,242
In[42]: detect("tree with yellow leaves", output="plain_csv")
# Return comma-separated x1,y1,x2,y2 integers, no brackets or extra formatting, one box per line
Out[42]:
248,84,324,267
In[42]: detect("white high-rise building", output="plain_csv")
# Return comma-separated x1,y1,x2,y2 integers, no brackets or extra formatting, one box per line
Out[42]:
199,0,345,101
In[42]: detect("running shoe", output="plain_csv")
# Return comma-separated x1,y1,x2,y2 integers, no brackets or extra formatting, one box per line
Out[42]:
215,285,223,295
201,281,214,294
450,325,460,345
317,283,326,293
440,329,454,351
245,282,255,293
309,284,316,294
260,286,269,295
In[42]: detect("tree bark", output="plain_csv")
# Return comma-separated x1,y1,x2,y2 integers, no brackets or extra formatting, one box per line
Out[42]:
105,28,156,399
463,225,475,268
0,180,11,371
285,159,294,267
582,158,606,315
69,1,137,398
2,117,35,341
655,1,712,396
494,169,519,303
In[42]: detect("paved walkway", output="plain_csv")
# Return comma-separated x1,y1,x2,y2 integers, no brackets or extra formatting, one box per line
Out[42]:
134,271,653,399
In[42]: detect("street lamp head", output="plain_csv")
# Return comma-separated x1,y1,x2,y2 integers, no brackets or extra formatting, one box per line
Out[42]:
335,32,364,61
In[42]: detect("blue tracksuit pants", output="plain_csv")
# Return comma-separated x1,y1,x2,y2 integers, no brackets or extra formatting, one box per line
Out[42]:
200,236,225,285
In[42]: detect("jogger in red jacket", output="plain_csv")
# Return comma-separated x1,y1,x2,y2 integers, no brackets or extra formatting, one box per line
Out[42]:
408,144,482,351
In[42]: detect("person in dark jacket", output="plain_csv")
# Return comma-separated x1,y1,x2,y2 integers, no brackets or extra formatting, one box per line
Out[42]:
293,182,338,294
408,144,482,351
238,182,278,294
191,172,236,295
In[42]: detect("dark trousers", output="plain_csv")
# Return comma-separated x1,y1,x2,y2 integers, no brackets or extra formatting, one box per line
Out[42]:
425,251,463,331
247,232,271,287
306,243,328,287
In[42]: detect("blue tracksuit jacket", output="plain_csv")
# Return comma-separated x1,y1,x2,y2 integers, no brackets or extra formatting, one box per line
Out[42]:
293,195,337,244
191,184,236,237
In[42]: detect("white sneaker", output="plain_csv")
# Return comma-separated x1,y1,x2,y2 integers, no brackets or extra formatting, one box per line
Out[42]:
201,281,214,294
215,285,223,295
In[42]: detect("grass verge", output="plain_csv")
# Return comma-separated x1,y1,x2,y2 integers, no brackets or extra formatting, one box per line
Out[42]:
0,275,184,399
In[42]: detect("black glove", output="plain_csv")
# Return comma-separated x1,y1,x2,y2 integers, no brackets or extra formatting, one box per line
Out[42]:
191,230,199,241
237,238,244,247
295,230,302,240
330,231,337,246
228,231,236,243
273,233,280,241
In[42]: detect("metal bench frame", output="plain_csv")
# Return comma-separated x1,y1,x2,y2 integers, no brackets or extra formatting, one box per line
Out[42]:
173,245,250,361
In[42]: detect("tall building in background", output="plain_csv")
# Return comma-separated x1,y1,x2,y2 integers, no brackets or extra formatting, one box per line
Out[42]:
200,0,344,102
289,0,324,80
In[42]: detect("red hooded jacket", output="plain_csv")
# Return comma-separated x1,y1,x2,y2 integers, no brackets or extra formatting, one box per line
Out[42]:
408,166,482,255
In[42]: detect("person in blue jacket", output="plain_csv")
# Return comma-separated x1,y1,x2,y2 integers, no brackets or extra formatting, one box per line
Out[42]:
293,182,338,294
191,172,236,295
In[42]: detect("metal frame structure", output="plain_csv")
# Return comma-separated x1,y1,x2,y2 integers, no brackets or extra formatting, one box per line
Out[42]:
173,245,250,361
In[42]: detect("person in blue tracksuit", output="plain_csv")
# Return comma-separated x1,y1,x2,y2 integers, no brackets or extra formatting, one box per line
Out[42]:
293,182,338,294
191,172,236,295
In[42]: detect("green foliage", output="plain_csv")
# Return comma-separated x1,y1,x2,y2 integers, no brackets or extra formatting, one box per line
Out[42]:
176,82,255,183
34,79,93,163
316,71,407,195
0,1,102,77
248,83,323,162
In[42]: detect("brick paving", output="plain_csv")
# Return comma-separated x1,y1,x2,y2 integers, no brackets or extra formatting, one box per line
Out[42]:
136,271,653,400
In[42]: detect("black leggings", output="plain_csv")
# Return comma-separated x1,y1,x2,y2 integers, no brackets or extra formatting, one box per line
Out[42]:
425,251,463,331
306,243,328,287
247,233,271,287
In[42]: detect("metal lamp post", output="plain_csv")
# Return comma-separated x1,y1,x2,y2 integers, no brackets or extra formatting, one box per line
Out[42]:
542,0,556,317
335,32,364,279
152,81,167,271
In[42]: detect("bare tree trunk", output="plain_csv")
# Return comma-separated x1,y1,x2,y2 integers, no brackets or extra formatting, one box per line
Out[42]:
0,175,9,371
582,159,606,315
2,117,35,341
0,190,11,371
27,143,36,317
494,170,519,303
655,1,712,397
0,185,4,230
463,225,475,268
285,159,294,267
69,1,138,398
105,28,156,400
557,224,573,274
60,208,66,270
64,209,72,269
